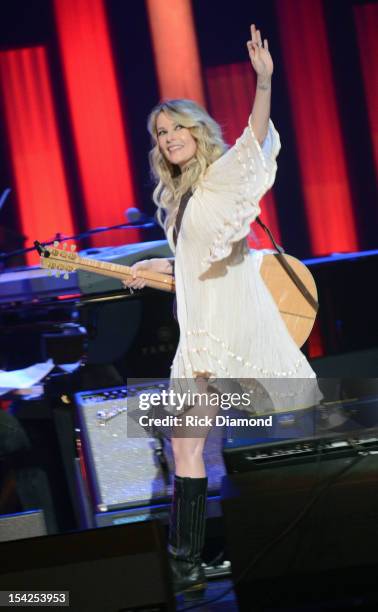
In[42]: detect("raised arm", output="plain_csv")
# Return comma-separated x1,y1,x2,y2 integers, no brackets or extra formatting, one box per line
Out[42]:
247,24,274,145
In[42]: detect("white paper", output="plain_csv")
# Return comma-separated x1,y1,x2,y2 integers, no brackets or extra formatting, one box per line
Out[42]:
0,359,54,394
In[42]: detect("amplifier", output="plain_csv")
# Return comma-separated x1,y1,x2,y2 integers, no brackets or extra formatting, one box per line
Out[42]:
75,381,225,515
223,394,378,474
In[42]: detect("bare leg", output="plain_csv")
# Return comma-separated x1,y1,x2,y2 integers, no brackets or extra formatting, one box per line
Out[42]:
171,436,206,478
170,377,219,476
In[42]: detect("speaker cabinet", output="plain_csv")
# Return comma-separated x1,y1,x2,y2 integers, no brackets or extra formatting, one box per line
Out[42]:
0,520,175,612
221,452,378,610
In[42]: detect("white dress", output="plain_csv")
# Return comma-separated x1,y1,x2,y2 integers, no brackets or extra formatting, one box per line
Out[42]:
166,117,323,414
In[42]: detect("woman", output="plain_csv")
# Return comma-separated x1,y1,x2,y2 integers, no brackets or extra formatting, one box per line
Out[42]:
124,24,321,594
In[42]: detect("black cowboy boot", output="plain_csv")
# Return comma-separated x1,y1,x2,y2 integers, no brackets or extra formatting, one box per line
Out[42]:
168,475,208,595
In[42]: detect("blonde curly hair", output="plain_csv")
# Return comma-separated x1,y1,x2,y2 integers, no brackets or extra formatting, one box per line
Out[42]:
147,99,227,232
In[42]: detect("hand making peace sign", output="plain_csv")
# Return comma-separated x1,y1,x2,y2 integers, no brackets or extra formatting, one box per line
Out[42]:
247,23,273,80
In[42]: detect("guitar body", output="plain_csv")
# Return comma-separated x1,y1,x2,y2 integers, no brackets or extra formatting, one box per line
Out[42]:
260,253,318,348
36,242,318,348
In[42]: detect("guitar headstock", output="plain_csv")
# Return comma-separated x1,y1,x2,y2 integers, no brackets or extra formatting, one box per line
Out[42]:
37,240,78,279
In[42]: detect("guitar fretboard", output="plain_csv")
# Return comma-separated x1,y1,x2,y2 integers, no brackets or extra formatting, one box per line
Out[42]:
46,247,175,292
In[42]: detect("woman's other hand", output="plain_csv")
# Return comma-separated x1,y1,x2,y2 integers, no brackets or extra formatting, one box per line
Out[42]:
247,23,273,81
122,258,173,291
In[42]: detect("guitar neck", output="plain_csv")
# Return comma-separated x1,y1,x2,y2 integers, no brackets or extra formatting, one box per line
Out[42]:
55,252,175,293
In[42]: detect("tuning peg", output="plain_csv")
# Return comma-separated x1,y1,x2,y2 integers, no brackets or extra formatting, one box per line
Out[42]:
55,270,61,277
47,270,52,277
70,245,76,252
54,241,59,247
63,272,69,280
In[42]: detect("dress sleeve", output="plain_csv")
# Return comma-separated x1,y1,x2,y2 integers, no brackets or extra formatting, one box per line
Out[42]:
194,117,281,272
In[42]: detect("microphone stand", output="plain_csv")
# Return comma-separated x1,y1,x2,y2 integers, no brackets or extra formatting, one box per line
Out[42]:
0,217,158,264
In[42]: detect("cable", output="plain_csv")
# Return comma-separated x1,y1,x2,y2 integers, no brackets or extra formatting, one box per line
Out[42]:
177,442,376,612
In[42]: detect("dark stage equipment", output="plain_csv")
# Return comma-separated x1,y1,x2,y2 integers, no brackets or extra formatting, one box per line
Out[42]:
2,396,78,534
310,346,378,378
303,249,378,354
0,509,46,542
221,412,378,611
0,520,175,612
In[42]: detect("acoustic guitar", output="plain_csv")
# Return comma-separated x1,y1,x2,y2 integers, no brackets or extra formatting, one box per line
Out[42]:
35,241,318,348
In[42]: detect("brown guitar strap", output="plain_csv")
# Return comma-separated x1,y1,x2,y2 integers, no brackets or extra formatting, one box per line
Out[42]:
172,189,192,321
173,188,193,247
255,216,319,313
